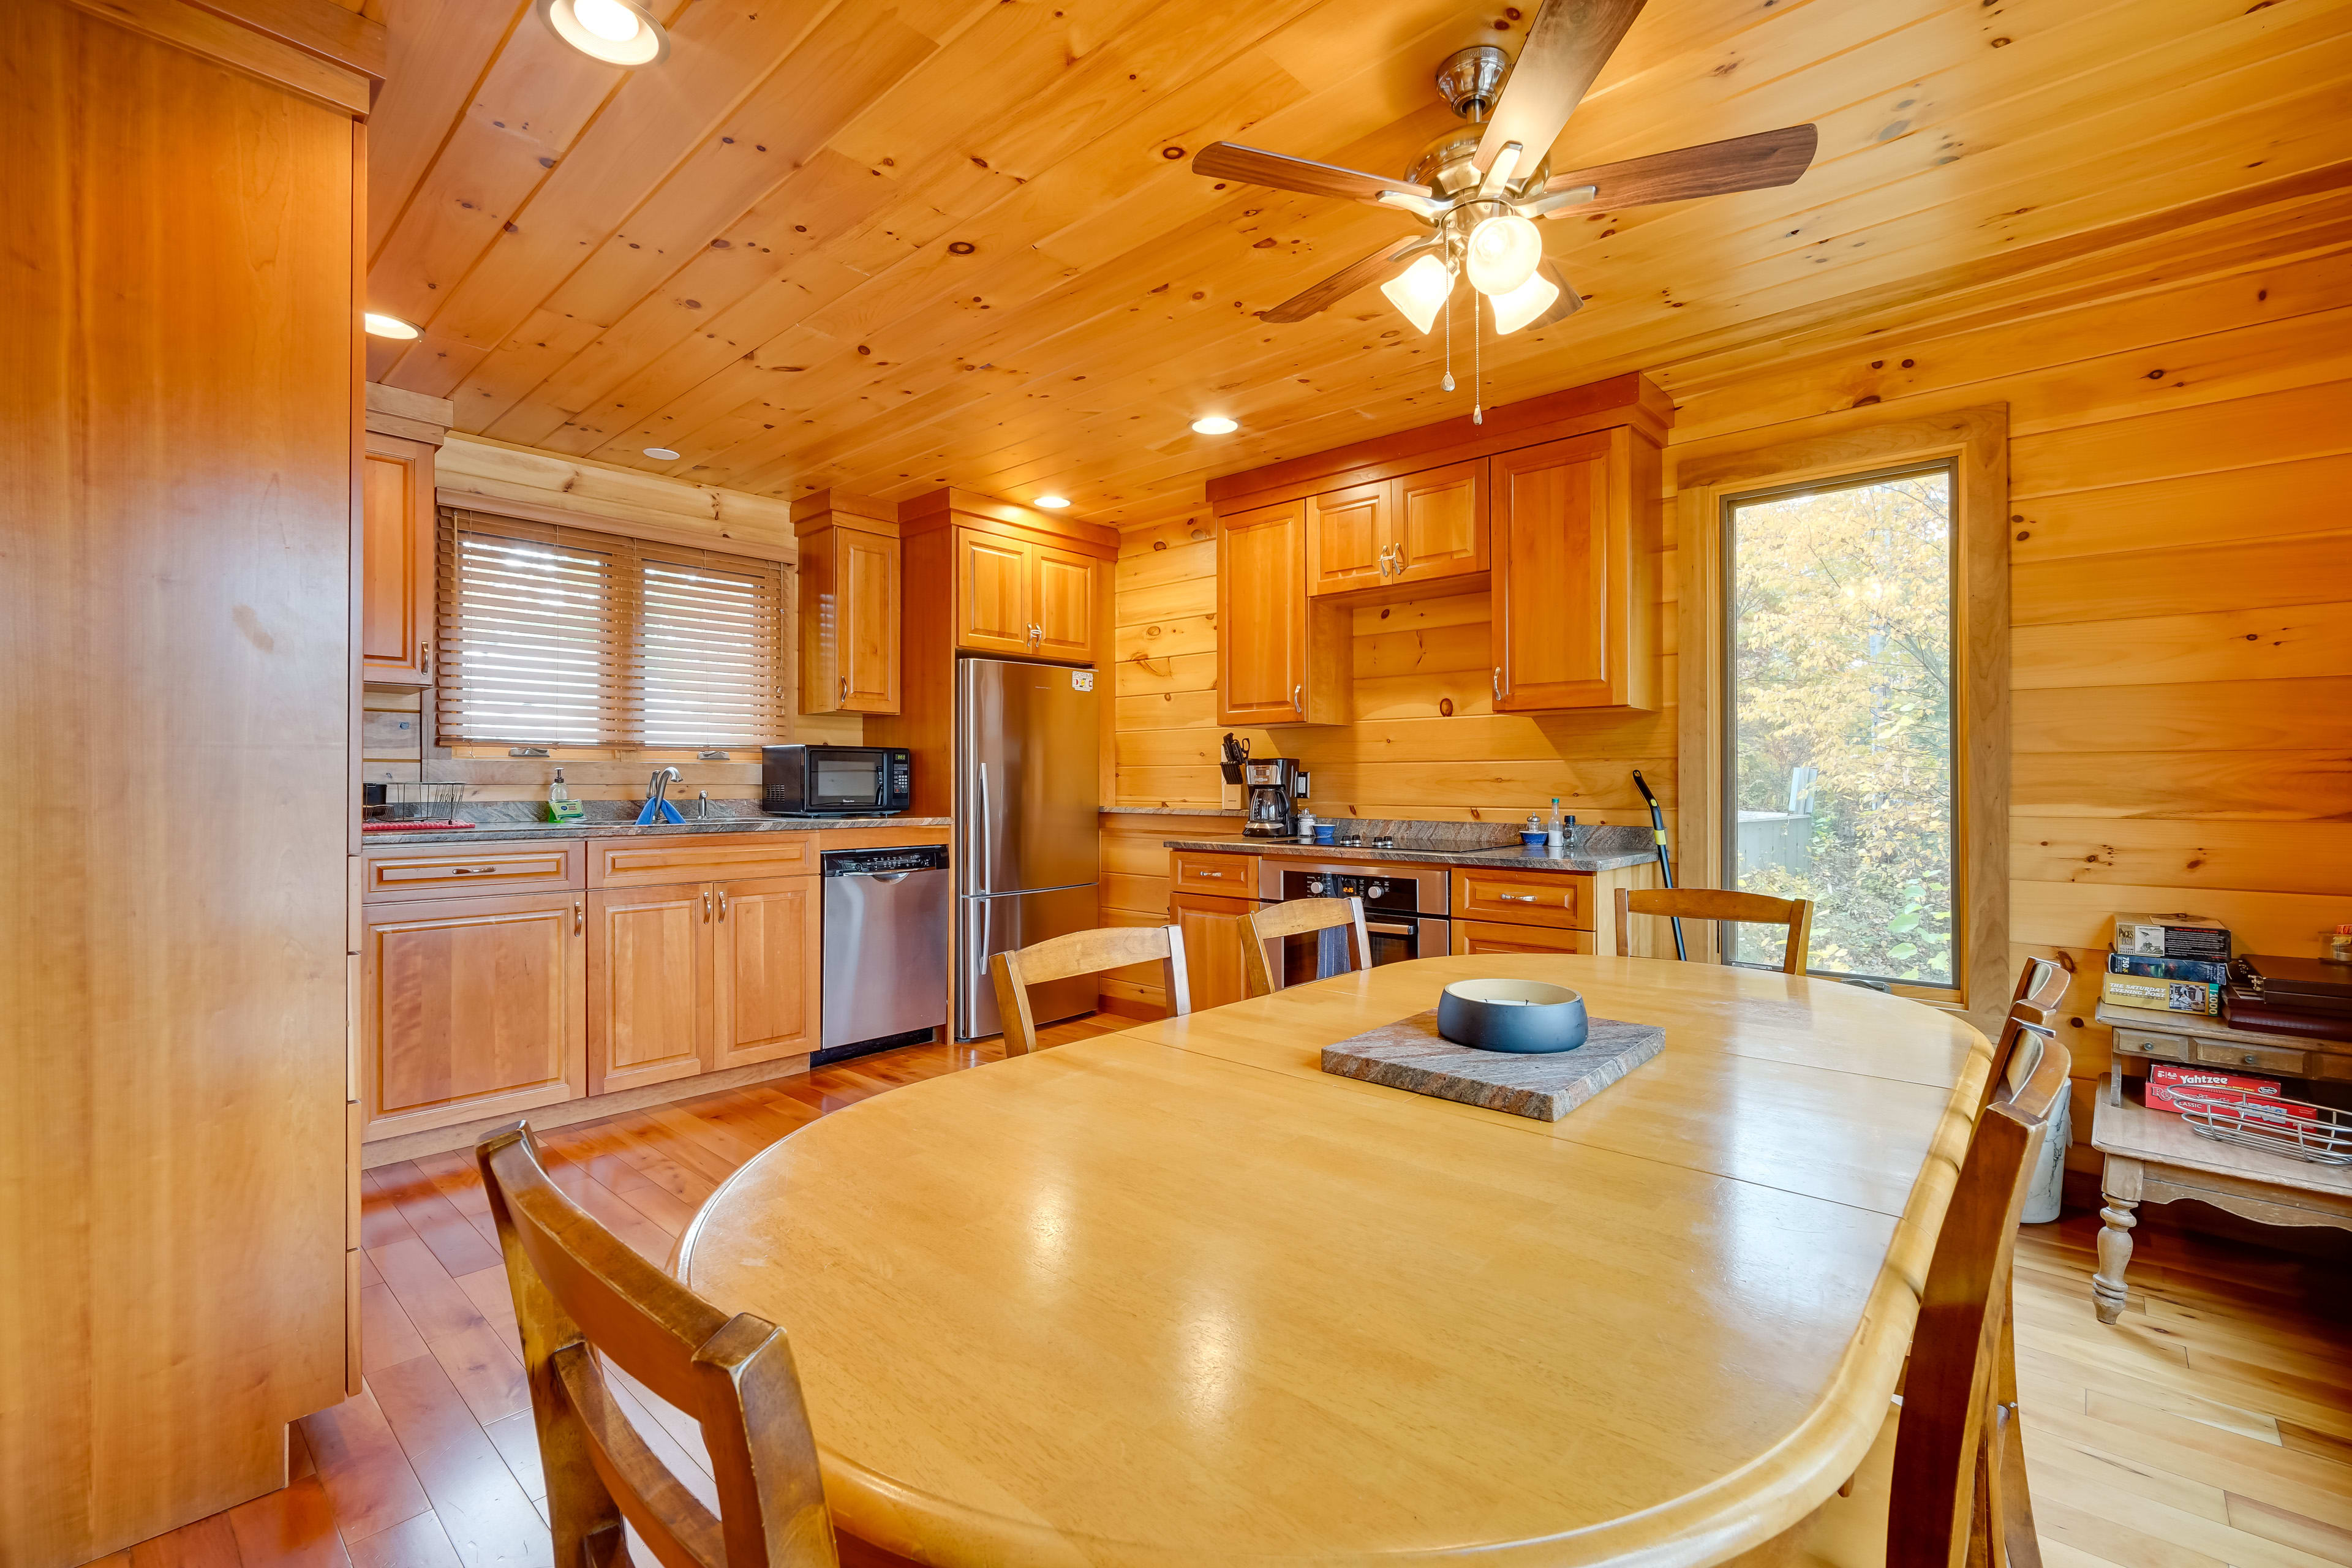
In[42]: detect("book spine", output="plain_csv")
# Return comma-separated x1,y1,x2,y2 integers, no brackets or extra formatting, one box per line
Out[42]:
2107,953,2230,984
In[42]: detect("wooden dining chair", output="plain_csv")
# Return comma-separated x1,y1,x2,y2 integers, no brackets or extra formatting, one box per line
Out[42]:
990,924,1189,1056
1241,896,1372,998
2013,954,2069,1017
1614,887,1815,974
1787,1006,2070,1568
477,1121,842,1568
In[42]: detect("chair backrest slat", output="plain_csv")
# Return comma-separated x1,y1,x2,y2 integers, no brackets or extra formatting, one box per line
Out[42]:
990,924,1189,1055
1887,1005,2070,1567
478,1123,839,1568
1613,887,1814,973
1242,897,1371,998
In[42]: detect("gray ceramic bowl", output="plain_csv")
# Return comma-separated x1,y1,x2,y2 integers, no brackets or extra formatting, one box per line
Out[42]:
1436,979,1589,1054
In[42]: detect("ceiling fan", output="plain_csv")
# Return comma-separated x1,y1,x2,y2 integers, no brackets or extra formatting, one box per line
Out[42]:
1193,0,1817,338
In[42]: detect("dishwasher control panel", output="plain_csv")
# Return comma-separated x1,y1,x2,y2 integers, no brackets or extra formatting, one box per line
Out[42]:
823,845,951,877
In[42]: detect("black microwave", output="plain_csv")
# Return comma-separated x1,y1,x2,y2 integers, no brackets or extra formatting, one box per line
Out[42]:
762,745,911,816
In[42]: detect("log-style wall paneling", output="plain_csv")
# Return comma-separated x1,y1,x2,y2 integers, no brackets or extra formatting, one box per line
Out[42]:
2,2,358,1560
1111,236,2352,1166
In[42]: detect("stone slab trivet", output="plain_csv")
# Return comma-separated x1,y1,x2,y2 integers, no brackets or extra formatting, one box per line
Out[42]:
1321,1009,1664,1122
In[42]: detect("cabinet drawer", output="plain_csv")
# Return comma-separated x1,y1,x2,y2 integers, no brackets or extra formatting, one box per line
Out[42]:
1171,851,1257,896
2192,1038,2310,1077
364,841,585,901
2111,1028,2192,1065
592,833,813,888
1452,920,1594,956
1450,867,1589,928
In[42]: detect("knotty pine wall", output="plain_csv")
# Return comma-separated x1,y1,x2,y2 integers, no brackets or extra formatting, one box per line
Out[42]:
1109,241,2352,1166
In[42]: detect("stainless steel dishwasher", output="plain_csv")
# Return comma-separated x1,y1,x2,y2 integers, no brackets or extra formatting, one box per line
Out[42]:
820,844,952,1063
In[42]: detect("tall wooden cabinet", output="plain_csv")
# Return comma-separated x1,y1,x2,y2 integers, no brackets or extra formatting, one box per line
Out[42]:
1207,374,1671,720
796,491,903,715
2,2,383,1562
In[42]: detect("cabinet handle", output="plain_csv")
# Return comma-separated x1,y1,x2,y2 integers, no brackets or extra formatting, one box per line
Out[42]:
419,641,430,674
717,888,729,919
451,866,499,876
1492,666,1502,700
1497,892,1536,903
1291,683,1303,714
839,675,849,703
573,899,583,934
2242,1052,2259,1065
703,889,712,921
1196,869,1229,880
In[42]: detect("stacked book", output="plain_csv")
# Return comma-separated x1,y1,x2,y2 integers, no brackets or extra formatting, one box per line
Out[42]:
2101,913,2230,1017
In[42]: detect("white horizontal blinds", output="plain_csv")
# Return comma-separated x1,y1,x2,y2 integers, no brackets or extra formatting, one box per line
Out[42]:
635,550,786,745
435,507,786,747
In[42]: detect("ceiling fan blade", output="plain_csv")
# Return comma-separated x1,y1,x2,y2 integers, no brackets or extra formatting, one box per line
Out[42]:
1472,0,1647,179
1193,142,1435,204
1527,260,1583,331
1542,124,1817,208
1258,233,1435,324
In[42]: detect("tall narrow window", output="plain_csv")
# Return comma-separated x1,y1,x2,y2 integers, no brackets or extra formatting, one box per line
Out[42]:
1723,463,1956,986
435,507,788,748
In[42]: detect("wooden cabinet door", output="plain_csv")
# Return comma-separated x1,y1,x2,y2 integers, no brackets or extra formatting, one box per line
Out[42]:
1218,499,1308,723
955,529,1033,655
1390,459,1488,590
588,882,713,1095
360,432,435,685
840,527,902,712
1452,919,1596,956
360,891,585,1139
712,875,821,1070
1030,543,1099,663
1491,430,1634,711
1170,891,1262,1012
1305,480,1392,596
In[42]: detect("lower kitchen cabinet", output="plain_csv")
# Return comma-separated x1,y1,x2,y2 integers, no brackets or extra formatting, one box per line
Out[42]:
1170,889,1262,1012
712,875,823,1069
1453,920,1596,956
589,883,713,1095
589,875,823,1093
358,891,587,1140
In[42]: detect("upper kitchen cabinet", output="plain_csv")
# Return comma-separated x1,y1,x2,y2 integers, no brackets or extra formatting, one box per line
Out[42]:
1491,426,1661,713
794,491,902,715
895,489,1116,668
1208,374,1670,718
360,383,453,685
1305,459,1489,600
1218,499,1349,726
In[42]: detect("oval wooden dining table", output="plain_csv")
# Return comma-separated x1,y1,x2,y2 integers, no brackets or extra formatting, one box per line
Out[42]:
676,953,1994,1567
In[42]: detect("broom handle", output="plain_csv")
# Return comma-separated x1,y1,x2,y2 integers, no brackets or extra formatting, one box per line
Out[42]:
1632,769,1685,960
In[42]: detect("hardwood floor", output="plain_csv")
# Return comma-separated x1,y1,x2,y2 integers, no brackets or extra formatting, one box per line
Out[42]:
92,1016,2351,1568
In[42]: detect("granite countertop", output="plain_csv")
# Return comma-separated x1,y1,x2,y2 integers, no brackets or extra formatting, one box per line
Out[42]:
1100,805,1246,816
363,815,951,847
1160,829,1654,875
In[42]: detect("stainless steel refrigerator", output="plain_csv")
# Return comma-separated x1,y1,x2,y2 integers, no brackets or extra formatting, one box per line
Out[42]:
956,655,1101,1038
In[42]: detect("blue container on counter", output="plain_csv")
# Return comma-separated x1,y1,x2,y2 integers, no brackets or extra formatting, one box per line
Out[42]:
1313,823,1336,844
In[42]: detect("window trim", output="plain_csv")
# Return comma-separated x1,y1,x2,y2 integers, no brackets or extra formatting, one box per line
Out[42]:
1675,406,2009,1036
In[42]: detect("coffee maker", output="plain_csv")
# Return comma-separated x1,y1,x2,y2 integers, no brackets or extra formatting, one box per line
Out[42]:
1242,757,1303,839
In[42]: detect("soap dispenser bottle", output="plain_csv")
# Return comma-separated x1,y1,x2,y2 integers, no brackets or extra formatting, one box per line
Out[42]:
546,767,584,823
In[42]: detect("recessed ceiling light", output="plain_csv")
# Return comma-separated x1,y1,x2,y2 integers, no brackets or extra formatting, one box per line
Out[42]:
643,447,680,461
363,312,421,340
1035,496,1071,509
537,0,668,67
1190,415,1239,435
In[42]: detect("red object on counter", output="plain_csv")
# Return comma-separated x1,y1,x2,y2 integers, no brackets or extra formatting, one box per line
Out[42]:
361,819,475,832
2144,1061,2310,1117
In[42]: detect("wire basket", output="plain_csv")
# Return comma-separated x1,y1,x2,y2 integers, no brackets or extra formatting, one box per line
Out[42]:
383,780,467,823
2164,1085,2352,1166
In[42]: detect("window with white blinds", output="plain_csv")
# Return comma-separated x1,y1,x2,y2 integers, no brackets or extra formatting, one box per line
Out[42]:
435,507,788,748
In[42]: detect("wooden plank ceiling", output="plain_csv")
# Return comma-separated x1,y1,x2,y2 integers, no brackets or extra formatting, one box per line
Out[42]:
364,0,2352,522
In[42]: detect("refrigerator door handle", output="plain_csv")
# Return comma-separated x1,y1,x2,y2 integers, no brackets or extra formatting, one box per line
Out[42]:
975,762,991,892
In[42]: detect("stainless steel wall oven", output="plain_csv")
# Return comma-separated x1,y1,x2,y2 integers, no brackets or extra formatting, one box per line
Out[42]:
1254,860,1450,984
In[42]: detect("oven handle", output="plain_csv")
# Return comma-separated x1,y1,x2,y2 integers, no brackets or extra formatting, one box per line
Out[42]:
1366,921,1416,936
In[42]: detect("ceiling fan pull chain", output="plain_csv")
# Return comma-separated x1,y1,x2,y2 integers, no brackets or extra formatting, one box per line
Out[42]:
1441,283,1455,394
1472,301,1483,425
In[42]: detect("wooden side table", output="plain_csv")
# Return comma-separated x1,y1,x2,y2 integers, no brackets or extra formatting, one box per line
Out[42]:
2087,1009,2352,1322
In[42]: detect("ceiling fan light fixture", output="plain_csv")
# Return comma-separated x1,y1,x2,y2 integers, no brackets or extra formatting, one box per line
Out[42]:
1464,213,1543,296
1488,270,1561,335
1380,254,1455,334
537,0,668,67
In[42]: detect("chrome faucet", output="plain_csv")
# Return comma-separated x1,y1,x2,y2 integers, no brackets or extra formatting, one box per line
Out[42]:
647,766,680,814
